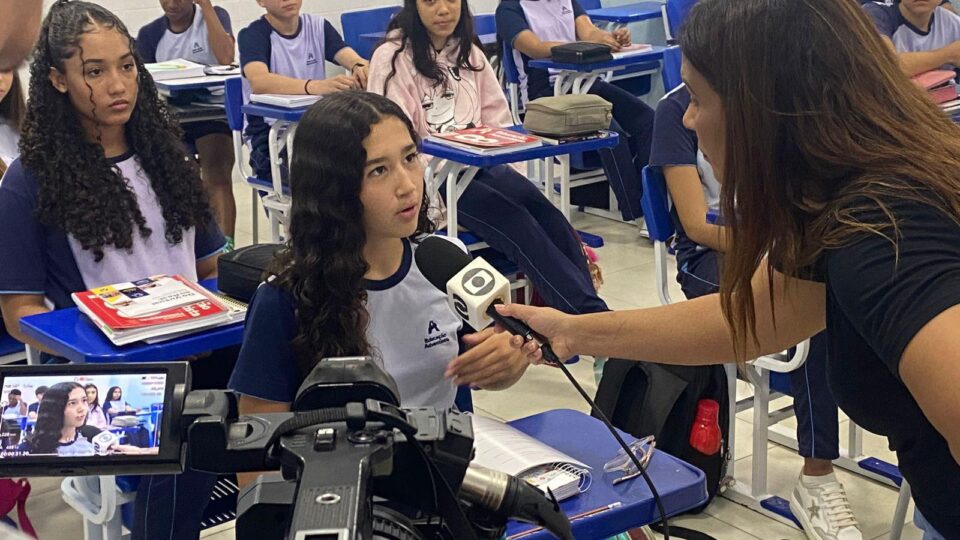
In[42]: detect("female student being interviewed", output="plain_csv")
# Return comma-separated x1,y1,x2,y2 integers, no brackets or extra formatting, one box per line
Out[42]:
367,0,609,318
228,90,535,485
0,2,232,539
499,0,960,537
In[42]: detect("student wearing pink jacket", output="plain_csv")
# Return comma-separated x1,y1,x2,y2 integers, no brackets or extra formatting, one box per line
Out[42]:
368,0,608,317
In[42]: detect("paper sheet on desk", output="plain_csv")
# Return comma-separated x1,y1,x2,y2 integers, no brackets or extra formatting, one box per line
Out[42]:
469,414,589,475
611,44,654,60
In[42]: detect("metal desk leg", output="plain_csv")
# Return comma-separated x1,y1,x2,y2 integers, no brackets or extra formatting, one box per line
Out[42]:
267,120,288,198
26,345,41,365
558,154,571,221
543,157,555,206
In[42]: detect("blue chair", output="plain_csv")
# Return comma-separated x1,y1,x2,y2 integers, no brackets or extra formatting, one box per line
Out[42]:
579,0,602,11
663,0,698,41
0,331,25,365
224,77,289,243
341,6,401,60
661,45,683,93
473,13,496,36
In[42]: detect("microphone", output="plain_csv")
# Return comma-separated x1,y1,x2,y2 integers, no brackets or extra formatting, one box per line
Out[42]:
415,236,561,365
91,430,120,456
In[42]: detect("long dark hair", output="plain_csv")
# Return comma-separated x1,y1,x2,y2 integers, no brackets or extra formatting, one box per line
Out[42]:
0,70,25,131
378,0,483,95
29,382,84,454
84,384,100,409
19,0,212,262
268,91,435,377
679,0,960,358
106,386,122,402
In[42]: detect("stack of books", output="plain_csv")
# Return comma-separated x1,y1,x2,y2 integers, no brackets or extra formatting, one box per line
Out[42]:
427,126,542,156
145,58,207,81
911,69,960,111
72,275,246,346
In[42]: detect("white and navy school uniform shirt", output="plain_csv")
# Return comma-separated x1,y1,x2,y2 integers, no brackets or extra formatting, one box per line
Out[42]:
229,237,467,409
0,154,225,311
863,1,960,70
238,15,349,140
496,0,587,106
648,85,720,254
0,119,19,168
136,4,233,65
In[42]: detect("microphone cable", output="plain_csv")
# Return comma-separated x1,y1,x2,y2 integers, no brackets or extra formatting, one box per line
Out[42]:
548,358,671,540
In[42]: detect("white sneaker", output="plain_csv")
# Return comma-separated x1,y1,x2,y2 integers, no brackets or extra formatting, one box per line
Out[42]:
789,473,862,540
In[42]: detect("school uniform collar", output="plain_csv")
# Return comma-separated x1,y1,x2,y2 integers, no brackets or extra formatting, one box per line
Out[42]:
107,150,136,164
267,15,304,40
164,4,198,35
897,4,935,36
364,238,413,291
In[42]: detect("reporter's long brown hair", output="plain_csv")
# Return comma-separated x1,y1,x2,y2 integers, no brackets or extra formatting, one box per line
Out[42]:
679,0,960,360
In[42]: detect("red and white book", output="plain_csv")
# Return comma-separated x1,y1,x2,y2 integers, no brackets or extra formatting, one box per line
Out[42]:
72,275,246,346
911,69,959,105
428,126,542,155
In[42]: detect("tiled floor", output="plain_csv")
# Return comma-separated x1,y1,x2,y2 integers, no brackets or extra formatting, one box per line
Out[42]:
17,182,920,539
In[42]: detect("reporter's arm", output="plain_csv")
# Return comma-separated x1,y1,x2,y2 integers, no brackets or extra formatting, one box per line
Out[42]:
899,305,960,465
663,165,728,252
502,264,824,364
0,294,57,355
236,394,291,489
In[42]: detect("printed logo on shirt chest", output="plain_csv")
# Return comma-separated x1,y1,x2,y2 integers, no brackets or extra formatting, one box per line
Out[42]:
192,41,204,54
306,52,318,66
560,5,572,15
424,320,451,349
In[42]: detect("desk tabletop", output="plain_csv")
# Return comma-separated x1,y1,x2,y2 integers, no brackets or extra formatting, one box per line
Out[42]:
242,102,311,122
155,75,237,92
529,45,666,72
19,279,245,364
421,131,618,168
586,1,664,23
505,409,707,539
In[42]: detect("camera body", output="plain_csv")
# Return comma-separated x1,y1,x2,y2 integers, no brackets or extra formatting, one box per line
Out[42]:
0,358,571,540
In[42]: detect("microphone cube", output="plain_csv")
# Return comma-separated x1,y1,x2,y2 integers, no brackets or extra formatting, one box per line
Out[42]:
446,258,512,331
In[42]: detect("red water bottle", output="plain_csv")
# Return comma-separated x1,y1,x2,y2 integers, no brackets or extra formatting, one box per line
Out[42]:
689,399,722,455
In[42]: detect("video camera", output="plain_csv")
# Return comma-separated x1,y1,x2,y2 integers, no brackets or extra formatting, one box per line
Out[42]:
0,358,573,540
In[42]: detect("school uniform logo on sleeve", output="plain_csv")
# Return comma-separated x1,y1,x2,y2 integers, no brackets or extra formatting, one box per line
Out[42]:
192,42,204,55
306,52,318,66
424,320,451,349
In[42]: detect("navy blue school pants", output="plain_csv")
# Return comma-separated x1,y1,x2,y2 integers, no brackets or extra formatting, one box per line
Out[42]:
443,165,609,316
132,346,240,540
532,79,655,221
676,244,840,460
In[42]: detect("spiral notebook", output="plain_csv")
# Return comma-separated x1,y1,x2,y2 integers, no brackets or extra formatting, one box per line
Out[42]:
469,414,591,501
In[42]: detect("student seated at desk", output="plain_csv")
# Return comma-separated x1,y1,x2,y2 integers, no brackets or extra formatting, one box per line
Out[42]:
496,0,655,221
26,386,45,421
103,386,141,421
863,0,960,76
84,384,109,430
649,84,862,540
229,91,535,486
238,0,369,181
0,68,24,171
368,0,609,316
136,0,238,249
0,3,232,539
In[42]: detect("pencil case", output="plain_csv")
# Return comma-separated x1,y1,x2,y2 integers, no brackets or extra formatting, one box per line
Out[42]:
217,243,284,302
550,42,613,64
523,94,613,137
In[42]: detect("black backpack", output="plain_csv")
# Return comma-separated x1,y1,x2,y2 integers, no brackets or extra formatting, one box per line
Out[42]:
593,360,730,513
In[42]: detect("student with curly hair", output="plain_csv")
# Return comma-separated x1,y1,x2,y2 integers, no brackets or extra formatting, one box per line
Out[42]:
0,2,230,539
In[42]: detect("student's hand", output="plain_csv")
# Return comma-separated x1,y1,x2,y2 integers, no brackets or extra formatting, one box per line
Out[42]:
593,32,623,52
352,64,369,90
445,328,530,391
193,0,213,8
492,304,575,363
612,28,631,47
309,75,359,95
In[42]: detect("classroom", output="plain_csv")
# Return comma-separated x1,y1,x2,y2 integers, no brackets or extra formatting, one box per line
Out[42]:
0,0,957,539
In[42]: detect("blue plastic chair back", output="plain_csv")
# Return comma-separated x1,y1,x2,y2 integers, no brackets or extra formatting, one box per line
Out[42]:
473,13,496,36
501,41,521,85
665,0,698,38
640,166,675,243
579,0,602,11
223,77,244,132
662,46,683,92
341,6,401,60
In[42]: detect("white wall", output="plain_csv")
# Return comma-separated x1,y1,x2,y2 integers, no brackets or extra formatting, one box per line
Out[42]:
41,0,501,40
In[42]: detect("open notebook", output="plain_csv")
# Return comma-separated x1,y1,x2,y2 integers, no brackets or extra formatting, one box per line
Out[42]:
469,414,591,501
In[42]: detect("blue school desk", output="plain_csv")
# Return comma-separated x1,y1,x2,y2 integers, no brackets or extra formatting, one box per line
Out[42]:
587,1,664,30
18,279,244,364
505,409,707,539
154,75,238,99
421,130,618,233
529,46,666,95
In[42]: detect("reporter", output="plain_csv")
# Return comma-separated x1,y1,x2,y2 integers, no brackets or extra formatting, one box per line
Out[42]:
499,0,960,537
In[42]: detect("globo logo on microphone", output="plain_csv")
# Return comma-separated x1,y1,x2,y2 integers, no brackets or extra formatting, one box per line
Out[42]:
462,268,496,296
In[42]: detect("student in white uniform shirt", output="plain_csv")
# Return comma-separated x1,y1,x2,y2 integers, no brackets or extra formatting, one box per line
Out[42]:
0,68,24,173
228,91,536,487
136,0,238,249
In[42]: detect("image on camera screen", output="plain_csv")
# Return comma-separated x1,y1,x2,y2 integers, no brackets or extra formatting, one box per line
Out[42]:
0,373,166,458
